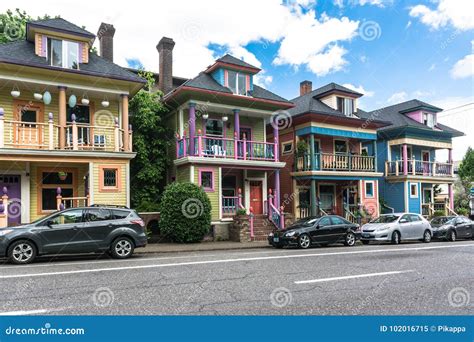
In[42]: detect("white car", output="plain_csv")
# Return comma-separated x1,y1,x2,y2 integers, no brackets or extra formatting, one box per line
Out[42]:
361,213,432,245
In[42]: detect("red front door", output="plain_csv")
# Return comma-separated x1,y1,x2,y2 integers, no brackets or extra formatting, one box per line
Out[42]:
249,181,263,214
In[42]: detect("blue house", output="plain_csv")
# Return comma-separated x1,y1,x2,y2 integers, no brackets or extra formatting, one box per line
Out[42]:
360,100,464,216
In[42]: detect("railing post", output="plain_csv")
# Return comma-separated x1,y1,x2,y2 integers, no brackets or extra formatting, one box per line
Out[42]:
238,188,243,209
56,187,63,211
268,189,273,217
395,161,399,176
234,132,238,159
48,112,54,150
280,205,285,229
114,118,120,152
182,130,187,157
385,161,388,175
129,124,133,152
71,114,78,150
242,133,247,160
175,133,180,158
249,206,254,238
348,153,352,171
0,108,5,149
197,129,203,157
412,160,416,175
432,162,437,177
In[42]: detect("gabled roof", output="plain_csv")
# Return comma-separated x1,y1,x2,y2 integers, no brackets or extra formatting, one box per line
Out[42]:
216,54,260,71
0,40,144,84
27,18,95,39
359,99,464,137
205,54,261,74
312,82,363,98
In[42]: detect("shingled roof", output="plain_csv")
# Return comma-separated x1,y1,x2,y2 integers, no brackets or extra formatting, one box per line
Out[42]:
0,40,144,84
215,54,260,71
27,18,95,39
359,99,464,137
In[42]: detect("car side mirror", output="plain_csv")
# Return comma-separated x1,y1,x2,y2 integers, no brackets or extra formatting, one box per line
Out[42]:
399,219,408,224
46,220,54,227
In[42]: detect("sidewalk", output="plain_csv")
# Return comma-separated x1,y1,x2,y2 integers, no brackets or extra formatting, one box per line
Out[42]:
136,241,270,254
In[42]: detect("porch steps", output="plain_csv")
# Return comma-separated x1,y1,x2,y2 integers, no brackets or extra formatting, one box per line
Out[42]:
250,215,275,241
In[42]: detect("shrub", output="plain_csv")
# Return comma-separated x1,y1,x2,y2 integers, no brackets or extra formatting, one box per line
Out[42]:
432,210,445,217
296,140,308,157
159,182,211,243
236,208,247,216
456,207,469,216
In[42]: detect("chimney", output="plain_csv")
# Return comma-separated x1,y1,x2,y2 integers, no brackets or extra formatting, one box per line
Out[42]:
156,37,175,95
300,80,312,96
97,23,116,62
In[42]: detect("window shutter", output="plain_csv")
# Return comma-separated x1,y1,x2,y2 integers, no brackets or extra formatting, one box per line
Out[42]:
41,36,47,57
224,70,228,87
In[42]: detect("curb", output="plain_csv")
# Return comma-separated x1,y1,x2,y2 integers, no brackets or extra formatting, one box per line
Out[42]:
135,242,271,254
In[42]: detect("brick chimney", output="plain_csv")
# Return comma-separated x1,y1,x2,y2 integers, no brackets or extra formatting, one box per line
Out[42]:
300,80,312,96
97,23,116,62
156,37,175,95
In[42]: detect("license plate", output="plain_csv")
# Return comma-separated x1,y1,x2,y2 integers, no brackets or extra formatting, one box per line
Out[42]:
273,237,279,243
362,233,370,238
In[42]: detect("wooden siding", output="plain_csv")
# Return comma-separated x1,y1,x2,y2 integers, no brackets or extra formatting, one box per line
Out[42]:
176,165,190,182
194,166,218,220
92,161,127,207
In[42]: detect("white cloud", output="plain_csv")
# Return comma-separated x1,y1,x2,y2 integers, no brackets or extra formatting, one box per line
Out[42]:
356,0,390,7
409,0,474,31
342,83,374,97
1,0,362,80
273,11,359,76
334,0,344,8
428,63,436,71
405,20,412,29
387,91,407,104
450,54,474,79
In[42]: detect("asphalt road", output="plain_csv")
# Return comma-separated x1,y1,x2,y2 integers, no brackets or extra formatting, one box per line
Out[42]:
0,240,473,315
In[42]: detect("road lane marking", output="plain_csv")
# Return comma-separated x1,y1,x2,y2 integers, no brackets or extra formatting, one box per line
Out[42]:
0,309,49,316
295,270,414,284
0,243,472,279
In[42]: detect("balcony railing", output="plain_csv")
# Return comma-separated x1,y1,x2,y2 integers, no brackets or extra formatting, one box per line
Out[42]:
385,160,453,177
176,135,277,162
295,152,376,172
1,119,131,152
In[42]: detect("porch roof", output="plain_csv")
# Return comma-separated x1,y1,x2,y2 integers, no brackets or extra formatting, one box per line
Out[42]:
295,125,377,140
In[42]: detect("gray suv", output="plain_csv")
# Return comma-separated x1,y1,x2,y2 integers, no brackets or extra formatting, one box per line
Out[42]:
0,206,147,264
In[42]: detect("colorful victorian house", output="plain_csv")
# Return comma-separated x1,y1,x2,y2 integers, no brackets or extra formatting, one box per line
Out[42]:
0,19,144,226
163,52,293,235
269,81,389,222
359,100,464,216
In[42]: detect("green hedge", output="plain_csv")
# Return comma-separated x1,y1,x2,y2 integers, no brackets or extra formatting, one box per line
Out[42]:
159,182,211,243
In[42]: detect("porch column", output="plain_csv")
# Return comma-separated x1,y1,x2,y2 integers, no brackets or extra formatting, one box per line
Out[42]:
121,95,130,152
274,170,280,208
448,148,453,176
273,122,279,162
310,179,317,216
402,144,408,176
448,183,454,210
373,140,378,171
58,86,67,149
233,109,240,136
309,134,315,171
0,108,4,148
189,102,196,156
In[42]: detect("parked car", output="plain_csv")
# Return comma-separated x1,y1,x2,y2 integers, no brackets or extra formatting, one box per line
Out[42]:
0,206,147,264
361,213,432,245
431,216,473,241
268,215,360,249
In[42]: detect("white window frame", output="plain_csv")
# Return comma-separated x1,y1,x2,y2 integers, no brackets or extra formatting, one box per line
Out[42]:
365,181,375,198
422,112,436,128
47,37,80,70
205,118,224,137
410,183,418,198
226,70,248,96
281,140,294,155
334,139,348,154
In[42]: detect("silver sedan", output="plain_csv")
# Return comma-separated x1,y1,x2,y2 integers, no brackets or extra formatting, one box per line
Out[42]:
361,213,432,245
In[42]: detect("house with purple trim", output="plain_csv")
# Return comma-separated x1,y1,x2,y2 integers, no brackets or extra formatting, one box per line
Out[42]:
159,40,293,239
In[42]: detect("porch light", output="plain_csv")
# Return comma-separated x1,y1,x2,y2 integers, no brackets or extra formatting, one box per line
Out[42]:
43,91,52,105
68,94,77,108
202,113,209,119
101,96,110,108
10,86,20,98
222,116,228,122
33,92,43,101
81,94,90,105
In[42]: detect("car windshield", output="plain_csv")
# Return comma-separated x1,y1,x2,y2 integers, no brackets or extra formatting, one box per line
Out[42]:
431,217,455,225
292,217,319,227
370,215,400,223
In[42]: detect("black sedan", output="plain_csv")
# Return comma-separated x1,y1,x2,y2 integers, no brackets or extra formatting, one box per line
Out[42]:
431,216,474,241
268,215,360,249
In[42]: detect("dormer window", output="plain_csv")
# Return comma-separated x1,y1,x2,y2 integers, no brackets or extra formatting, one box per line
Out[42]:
336,97,355,117
422,112,436,128
226,70,248,96
47,38,79,70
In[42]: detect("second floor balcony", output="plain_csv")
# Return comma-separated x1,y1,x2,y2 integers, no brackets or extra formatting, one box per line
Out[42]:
385,159,453,177
176,132,277,162
295,152,376,172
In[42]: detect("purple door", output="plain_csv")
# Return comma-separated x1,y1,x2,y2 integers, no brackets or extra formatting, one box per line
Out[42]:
0,175,22,226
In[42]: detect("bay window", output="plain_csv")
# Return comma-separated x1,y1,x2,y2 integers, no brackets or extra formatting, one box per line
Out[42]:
47,38,79,70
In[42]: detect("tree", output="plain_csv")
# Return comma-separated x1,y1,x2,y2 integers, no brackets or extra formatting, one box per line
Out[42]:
129,70,172,210
0,9,56,44
159,182,211,243
455,147,474,212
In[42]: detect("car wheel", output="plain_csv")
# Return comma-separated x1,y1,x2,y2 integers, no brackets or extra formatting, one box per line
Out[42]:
422,230,432,243
344,232,356,246
391,231,400,245
110,237,134,259
298,234,311,249
8,240,37,265
361,240,370,245
447,230,456,242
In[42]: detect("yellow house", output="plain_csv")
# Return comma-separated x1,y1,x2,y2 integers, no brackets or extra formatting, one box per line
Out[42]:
0,18,144,225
